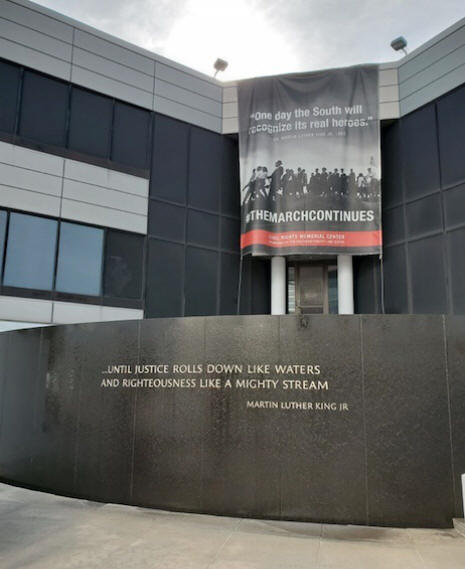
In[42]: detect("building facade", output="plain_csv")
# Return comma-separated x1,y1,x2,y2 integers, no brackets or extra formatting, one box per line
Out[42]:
0,0,465,329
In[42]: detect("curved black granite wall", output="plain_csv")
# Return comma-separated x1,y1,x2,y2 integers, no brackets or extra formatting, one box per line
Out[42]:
0,315,464,528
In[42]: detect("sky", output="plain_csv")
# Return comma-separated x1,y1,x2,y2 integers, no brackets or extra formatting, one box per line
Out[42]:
34,0,465,80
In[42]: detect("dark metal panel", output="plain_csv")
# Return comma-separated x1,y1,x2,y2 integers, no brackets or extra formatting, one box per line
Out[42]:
401,105,441,200
383,245,408,313
447,228,465,314
184,246,218,316
187,210,219,249
145,239,184,318
188,127,222,212
409,235,447,314
437,84,465,188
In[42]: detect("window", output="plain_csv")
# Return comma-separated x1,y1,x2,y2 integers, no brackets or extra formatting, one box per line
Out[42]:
188,127,222,212
19,71,68,147
104,230,144,299
328,266,338,314
3,213,57,290
150,115,189,203
111,102,150,169
68,87,113,158
0,61,20,134
0,210,7,270
56,222,103,295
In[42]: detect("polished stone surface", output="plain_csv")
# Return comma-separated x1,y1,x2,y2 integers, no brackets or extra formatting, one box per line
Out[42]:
1,483,465,569
1,315,464,527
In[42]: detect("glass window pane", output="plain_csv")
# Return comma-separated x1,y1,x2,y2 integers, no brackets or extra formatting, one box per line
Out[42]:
0,210,7,270
328,267,338,314
104,230,144,299
19,71,68,147
0,60,20,134
56,222,103,295
4,213,57,290
287,265,296,314
150,115,189,203
68,87,113,158
188,127,221,212
111,102,150,169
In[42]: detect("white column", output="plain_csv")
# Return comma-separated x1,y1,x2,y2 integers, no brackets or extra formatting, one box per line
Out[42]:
271,256,286,315
462,474,465,517
337,254,354,315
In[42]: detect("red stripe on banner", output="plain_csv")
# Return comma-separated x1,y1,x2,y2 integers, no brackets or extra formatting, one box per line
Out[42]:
240,230,382,249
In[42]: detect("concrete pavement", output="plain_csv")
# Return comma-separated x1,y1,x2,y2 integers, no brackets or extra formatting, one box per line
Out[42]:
1,483,465,568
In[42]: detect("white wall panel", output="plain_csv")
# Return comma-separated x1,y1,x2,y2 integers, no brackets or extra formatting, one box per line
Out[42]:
379,101,400,120
398,23,465,83
71,66,153,109
0,17,72,60
0,141,149,232
52,301,143,324
379,67,398,87
2,0,73,42
400,43,465,101
223,85,238,103
222,117,239,134
379,84,400,104
73,47,154,93
61,199,147,234
154,95,222,132
0,295,52,323
155,79,222,117
400,62,465,116
0,163,62,196
0,184,60,216
64,160,149,197
0,320,47,332
0,36,71,79
156,62,222,101
73,29,154,75
0,141,63,176
0,141,63,215
223,101,238,119
62,179,147,216
0,296,143,326
100,306,143,322
52,301,102,324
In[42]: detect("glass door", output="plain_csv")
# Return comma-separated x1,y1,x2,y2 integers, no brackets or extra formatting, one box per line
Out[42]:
287,262,338,314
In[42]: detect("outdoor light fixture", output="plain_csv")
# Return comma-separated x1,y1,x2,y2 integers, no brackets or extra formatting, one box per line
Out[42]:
390,36,408,55
213,58,228,77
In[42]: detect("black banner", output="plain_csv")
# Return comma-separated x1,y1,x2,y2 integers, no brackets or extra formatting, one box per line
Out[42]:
238,65,381,256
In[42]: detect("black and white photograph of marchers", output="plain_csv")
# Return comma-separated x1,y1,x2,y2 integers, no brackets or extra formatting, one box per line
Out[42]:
242,158,380,205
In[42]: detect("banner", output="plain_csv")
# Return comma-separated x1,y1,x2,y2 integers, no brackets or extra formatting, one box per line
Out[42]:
238,65,381,256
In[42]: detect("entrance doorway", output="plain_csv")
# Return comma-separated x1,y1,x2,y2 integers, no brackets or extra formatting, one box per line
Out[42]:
287,262,338,314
